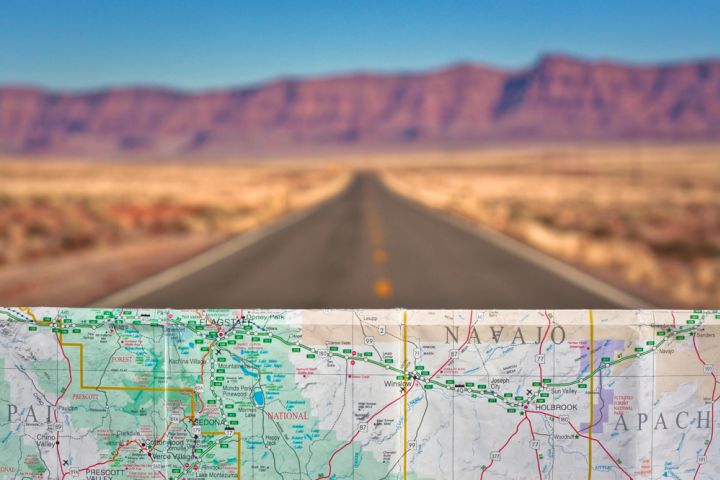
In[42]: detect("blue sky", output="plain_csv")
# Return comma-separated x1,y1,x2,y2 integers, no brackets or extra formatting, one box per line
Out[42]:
1,0,718,90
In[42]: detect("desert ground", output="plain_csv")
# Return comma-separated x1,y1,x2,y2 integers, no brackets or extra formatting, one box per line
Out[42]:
0,143,717,308
381,143,720,307
0,160,350,305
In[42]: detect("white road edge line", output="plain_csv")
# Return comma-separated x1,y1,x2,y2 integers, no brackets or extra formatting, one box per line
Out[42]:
93,174,652,309
90,198,335,307
388,184,654,309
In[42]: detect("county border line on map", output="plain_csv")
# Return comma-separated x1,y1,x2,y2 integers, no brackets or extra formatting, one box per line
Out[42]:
0,308,718,479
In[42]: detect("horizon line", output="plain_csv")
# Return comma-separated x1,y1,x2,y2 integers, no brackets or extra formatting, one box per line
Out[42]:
2,52,719,94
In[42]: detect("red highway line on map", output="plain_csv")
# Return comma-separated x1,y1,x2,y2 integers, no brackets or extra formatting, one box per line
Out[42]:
526,410,633,479
55,333,170,480
61,438,167,480
55,333,73,478
317,310,474,479
64,439,139,477
537,311,552,384
479,416,528,479
55,310,251,479
429,310,474,380
316,378,418,479
190,308,234,419
189,332,219,420
526,414,543,480
692,331,717,480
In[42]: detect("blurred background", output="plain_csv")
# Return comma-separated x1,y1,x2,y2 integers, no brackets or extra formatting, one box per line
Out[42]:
0,1,718,309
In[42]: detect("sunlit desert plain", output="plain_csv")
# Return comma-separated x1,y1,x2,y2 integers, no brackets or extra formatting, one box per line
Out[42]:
381,144,720,307
0,160,350,305
1,143,717,308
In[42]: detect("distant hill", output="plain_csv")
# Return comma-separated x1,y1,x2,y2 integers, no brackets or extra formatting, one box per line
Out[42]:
1,55,719,156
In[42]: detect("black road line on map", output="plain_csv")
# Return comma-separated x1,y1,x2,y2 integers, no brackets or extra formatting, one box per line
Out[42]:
472,343,494,385
222,316,242,339
413,387,430,443
164,448,188,473
184,421,201,462
259,406,289,480
15,436,26,477
28,433,52,474
99,390,111,432
266,412,304,479
95,344,123,388
377,386,430,480
168,328,184,368
81,341,117,435
304,359,350,478
16,364,54,407
151,323,156,454
269,395,310,477
578,370,606,433
250,355,302,480
161,419,193,468
356,313,384,360
55,313,61,476
251,360,284,478
385,328,421,374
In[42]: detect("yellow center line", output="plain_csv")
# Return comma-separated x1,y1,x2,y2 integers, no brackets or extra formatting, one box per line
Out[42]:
368,219,384,246
372,248,388,265
364,182,393,299
374,278,394,299
588,309,595,479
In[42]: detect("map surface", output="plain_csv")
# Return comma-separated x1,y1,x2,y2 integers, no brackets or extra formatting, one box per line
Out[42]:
0,307,718,479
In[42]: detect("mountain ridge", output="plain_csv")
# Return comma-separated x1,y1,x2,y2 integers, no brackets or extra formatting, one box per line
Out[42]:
2,55,719,156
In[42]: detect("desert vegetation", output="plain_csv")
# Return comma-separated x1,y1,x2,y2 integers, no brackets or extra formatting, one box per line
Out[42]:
382,144,720,307
0,160,350,304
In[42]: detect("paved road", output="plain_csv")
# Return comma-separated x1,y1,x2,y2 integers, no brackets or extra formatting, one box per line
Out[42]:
105,173,646,309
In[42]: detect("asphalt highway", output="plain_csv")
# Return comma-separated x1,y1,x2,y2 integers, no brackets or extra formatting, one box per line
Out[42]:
98,173,647,309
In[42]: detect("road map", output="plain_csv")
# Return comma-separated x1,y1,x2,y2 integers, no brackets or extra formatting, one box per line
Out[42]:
0,308,718,479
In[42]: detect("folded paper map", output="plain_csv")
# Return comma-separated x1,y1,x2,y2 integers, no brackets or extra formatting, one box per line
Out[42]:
0,307,717,479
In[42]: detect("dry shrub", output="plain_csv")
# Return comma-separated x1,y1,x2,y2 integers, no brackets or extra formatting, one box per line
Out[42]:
0,160,350,265
382,144,720,307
